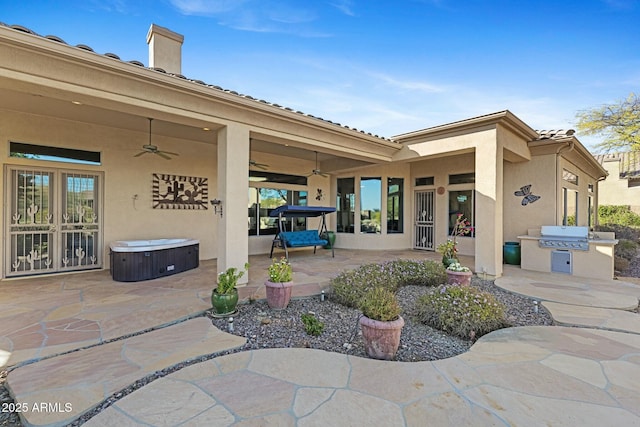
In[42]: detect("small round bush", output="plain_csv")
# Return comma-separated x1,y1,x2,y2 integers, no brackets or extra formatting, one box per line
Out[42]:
359,287,401,322
330,259,446,308
415,285,507,340
330,263,401,308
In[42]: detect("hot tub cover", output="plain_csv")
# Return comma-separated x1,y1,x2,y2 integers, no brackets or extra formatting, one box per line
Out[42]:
269,205,336,218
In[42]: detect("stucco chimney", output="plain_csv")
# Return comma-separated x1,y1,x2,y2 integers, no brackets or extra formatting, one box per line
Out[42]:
146,24,184,75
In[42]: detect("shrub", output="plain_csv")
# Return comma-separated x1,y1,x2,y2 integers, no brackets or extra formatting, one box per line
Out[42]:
301,313,324,336
614,257,630,272
330,260,446,308
359,287,401,322
615,239,638,261
598,205,640,228
597,223,640,242
415,285,507,340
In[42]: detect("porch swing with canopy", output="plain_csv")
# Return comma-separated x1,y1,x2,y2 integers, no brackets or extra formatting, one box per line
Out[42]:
268,205,336,259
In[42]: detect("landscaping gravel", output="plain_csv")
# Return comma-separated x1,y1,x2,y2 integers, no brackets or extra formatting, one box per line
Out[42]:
207,277,554,362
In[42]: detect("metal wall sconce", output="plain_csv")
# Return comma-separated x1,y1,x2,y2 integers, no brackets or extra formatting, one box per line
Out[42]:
210,199,223,217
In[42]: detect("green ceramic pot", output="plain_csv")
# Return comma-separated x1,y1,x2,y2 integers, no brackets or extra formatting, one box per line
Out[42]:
211,288,239,316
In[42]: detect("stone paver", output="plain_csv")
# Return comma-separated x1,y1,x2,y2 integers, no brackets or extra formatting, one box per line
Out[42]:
496,266,640,310
543,301,640,334
7,318,246,427
84,328,640,426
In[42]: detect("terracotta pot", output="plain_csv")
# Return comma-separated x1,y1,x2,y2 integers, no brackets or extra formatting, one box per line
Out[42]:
265,280,294,310
359,315,404,360
446,270,472,286
211,288,239,316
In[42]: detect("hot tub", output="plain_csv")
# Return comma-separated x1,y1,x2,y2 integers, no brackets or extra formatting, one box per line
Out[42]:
109,238,199,282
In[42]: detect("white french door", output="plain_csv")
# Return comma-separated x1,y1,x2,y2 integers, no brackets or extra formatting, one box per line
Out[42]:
414,190,435,250
5,166,103,277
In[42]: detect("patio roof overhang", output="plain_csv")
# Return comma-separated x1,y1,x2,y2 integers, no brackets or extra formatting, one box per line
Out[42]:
390,110,537,163
529,136,608,180
0,25,401,171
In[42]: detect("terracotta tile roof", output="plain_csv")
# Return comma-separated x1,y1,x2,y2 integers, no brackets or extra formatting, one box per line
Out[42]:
535,129,576,140
1,23,392,142
594,152,640,179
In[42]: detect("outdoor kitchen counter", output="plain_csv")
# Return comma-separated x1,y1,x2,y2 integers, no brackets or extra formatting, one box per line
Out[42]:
517,230,618,281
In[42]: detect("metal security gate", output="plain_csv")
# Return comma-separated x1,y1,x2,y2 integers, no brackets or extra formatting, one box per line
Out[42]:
414,190,434,250
5,166,102,277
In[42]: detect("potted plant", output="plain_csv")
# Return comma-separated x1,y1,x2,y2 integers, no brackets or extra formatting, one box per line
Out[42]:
265,257,294,310
358,287,404,360
437,214,472,268
211,262,249,316
446,262,473,286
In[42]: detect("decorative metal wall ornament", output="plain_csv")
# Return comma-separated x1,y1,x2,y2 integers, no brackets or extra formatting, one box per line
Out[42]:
152,173,208,209
514,184,540,206
315,188,324,201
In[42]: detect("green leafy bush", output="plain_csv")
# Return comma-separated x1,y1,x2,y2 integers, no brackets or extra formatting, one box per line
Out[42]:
301,313,324,336
359,287,401,322
331,260,446,308
598,205,640,228
415,285,507,339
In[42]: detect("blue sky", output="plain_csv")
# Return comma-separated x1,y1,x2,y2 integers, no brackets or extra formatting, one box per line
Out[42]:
2,0,639,150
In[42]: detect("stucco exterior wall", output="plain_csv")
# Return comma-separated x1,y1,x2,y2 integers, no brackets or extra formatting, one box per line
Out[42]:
503,154,556,242
0,110,219,276
598,159,640,213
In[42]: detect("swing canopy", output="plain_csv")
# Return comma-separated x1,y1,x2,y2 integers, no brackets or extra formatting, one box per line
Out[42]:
268,205,336,218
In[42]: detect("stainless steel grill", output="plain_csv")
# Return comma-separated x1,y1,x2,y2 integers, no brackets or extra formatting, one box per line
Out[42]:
539,226,589,251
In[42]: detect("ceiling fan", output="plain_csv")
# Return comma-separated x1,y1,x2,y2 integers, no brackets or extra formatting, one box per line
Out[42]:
307,151,328,177
249,159,269,170
134,118,179,160
248,139,269,170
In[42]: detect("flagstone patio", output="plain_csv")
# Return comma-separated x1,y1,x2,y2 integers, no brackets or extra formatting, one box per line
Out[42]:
2,249,640,426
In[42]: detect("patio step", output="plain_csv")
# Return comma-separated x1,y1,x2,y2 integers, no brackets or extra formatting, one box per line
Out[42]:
6,317,246,427
542,302,640,335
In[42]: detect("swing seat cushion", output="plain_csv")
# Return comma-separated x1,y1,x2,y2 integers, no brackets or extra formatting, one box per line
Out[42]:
279,231,328,247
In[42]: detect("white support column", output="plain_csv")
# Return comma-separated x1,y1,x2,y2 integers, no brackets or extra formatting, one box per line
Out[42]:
217,123,250,283
474,141,504,277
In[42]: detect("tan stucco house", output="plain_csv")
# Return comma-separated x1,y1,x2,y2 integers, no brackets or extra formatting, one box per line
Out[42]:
0,23,609,282
595,152,640,213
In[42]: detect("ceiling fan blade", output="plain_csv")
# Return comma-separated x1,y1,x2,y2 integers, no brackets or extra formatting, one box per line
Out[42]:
156,151,172,160
134,151,149,157
161,151,179,156
249,160,269,170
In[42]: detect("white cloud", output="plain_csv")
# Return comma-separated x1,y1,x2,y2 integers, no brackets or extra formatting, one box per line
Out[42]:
330,0,356,16
169,0,247,15
168,0,330,36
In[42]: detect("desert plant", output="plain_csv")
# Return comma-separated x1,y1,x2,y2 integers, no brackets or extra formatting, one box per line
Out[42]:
446,262,471,272
216,263,249,294
268,257,293,282
301,313,324,336
415,285,507,339
615,239,638,261
359,287,401,322
330,260,446,308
